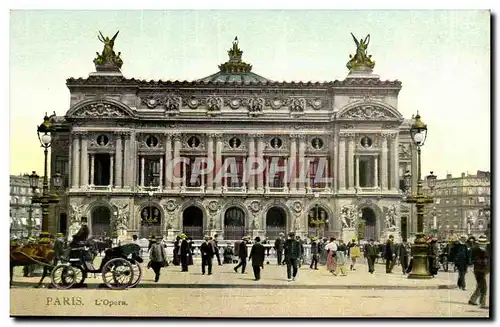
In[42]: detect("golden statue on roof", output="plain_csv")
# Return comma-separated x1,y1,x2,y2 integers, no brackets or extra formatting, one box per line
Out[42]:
346,33,375,71
93,31,123,70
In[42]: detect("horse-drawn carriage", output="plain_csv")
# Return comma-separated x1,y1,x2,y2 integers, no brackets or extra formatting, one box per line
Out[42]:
10,239,143,290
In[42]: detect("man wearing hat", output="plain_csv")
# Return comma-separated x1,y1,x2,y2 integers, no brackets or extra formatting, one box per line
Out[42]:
274,233,285,265
249,236,266,281
179,233,190,272
149,236,168,282
200,235,215,275
309,237,319,270
384,235,395,273
468,235,490,309
234,236,249,274
71,217,90,247
284,232,301,281
451,235,470,290
53,233,65,265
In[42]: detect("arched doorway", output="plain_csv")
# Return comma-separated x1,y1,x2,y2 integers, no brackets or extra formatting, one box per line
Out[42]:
139,206,162,238
91,206,111,238
182,206,203,239
266,206,287,239
360,207,377,241
224,207,246,240
307,205,329,238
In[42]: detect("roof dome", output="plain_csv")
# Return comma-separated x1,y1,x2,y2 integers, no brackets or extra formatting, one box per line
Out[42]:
197,37,272,83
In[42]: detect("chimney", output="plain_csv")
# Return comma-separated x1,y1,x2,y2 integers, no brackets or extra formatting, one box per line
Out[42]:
446,174,452,179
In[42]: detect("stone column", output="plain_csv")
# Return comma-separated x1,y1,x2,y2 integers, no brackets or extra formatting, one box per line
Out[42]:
247,134,256,191
355,155,360,189
80,135,89,187
109,155,114,188
391,133,400,191
380,133,388,191
298,135,306,190
265,157,270,189
159,157,163,188
123,132,131,188
90,154,95,186
140,156,145,187
214,133,223,191
256,134,265,191
172,133,182,189
325,157,329,189
338,133,346,191
206,133,215,190
284,158,288,189
115,134,123,188
71,133,80,188
347,134,355,191
164,133,172,190
374,155,379,188
289,134,297,191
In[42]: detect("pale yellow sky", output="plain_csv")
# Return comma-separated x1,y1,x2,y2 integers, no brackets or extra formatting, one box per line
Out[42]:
9,10,490,179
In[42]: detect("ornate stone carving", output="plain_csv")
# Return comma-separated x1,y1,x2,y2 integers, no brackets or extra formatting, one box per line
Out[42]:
267,97,288,110
165,96,181,116
69,204,85,225
289,98,306,114
294,213,301,230
112,202,129,231
399,143,411,159
226,98,243,110
206,97,223,115
207,200,221,215
74,103,125,118
340,204,358,228
384,205,398,231
247,97,264,116
292,200,304,214
307,98,323,110
184,97,201,109
165,199,179,213
248,200,262,214
342,105,388,120
343,124,355,129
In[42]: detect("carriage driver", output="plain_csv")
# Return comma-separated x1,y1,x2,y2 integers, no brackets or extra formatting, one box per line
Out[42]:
70,217,90,247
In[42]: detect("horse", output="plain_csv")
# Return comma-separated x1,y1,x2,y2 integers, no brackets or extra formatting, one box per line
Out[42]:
10,242,55,287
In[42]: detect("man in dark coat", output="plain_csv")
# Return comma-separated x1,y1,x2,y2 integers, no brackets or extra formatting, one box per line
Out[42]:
71,217,90,247
398,240,410,275
179,233,190,272
309,237,319,270
468,235,490,309
213,234,222,266
384,235,395,273
172,235,181,266
53,233,65,265
249,236,266,281
284,232,301,281
452,235,471,290
200,235,214,275
364,239,378,274
234,236,249,274
149,237,168,282
274,233,285,265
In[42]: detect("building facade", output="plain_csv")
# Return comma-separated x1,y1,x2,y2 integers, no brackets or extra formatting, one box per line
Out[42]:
49,35,419,241
10,174,43,238
423,170,491,239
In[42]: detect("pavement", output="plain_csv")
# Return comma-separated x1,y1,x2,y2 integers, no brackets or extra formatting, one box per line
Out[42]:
10,257,490,317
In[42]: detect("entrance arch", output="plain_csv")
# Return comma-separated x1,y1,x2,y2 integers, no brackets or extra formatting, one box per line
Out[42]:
91,206,111,238
139,205,162,238
224,207,246,240
266,206,287,239
182,206,203,239
307,205,329,238
360,207,377,241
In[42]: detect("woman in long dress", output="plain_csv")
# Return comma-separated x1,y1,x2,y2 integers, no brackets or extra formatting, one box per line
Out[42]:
325,238,338,275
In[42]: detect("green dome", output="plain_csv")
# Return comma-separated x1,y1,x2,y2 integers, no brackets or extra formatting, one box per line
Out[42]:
197,37,271,84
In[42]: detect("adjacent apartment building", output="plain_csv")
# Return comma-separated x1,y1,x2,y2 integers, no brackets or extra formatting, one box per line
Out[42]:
10,174,43,239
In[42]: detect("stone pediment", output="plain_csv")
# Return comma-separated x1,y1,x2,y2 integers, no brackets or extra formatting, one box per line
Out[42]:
65,98,136,120
335,99,403,122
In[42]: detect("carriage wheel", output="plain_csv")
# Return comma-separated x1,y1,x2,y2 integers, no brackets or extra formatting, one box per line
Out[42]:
128,261,142,288
102,258,134,290
51,265,77,290
72,266,87,286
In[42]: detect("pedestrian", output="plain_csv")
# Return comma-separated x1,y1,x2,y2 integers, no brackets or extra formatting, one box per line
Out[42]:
452,235,470,290
223,242,234,264
187,237,194,266
468,235,490,309
249,236,265,281
179,233,190,272
399,240,410,275
284,231,301,281
309,237,319,270
296,235,304,267
53,233,65,266
200,235,214,275
148,236,168,282
384,235,395,273
234,236,249,274
274,233,285,265
348,238,361,271
319,237,328,265
364,239,377,274
335,240,347,276
213,234,222,266
325,237,338,275
172,235,181,266
428,237,439,276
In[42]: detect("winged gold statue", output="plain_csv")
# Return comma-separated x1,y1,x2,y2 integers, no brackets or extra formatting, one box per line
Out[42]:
346,33,375,71
93,31,123,69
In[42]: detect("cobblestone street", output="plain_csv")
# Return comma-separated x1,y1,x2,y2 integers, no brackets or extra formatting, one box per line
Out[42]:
10,258,490,317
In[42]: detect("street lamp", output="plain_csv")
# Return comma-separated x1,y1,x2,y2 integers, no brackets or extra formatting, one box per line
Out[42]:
404,112,435,279
30,114,62,243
